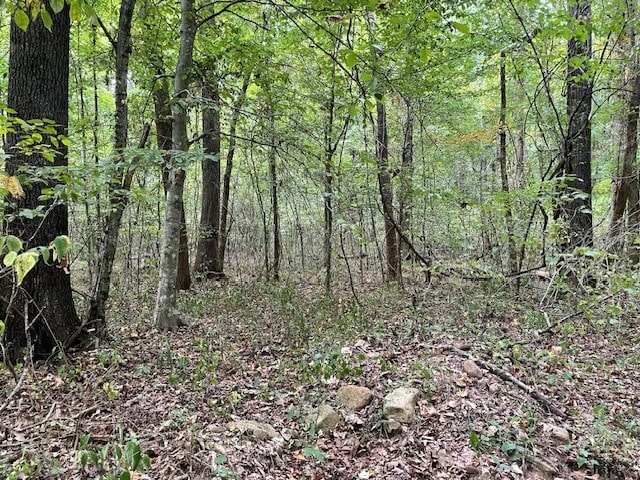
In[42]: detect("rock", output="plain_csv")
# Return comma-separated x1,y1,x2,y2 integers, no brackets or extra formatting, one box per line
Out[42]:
310,404,341,433
383,387,420,424
337,385,374,412
462,360,483,378
542,423,571,444
227,420,278,440
384,419,402,434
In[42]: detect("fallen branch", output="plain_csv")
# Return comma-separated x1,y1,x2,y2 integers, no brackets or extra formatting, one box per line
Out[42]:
444,345,566,417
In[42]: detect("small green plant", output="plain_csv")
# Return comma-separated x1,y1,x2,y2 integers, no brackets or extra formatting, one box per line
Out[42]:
78,434,151,480
214,454,239,479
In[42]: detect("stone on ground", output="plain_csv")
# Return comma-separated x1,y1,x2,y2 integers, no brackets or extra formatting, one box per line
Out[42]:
383,387,420,424
309,404,341,433
336,385,374,412
227,420,278,440
462,359,483,378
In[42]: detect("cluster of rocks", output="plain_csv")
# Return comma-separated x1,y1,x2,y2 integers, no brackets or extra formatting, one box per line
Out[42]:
225,384,421,441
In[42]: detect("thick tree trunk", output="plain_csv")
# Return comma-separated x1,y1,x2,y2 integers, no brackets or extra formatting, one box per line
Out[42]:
153,78,191,290
561,1,593,249
194,82,222,277
218,73,250,271
154,0,196,330
89,0,137,337
376,100,399,282
3,5,85,361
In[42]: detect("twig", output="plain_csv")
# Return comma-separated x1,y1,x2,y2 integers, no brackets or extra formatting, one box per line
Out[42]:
0,365,28,414
444,345,566,417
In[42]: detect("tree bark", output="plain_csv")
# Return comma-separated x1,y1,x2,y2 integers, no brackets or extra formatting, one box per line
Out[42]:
218,72,250,272
88,0,137,337
609,0,640,262
499,52,517,274
561,0,593,249
194,82,222,277
153,77,191,290
154,0,196,330
376,99,399,282
268,104,281,281
398,101,414,276
3,5,85,361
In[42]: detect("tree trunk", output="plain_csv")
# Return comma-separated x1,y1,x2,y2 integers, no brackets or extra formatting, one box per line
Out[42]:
398,101,414,276
268,105,281,281
218,72,250,272
153,77,191,290
154,0,196,330
3,5,85,361
376,100,399,282
499,52,517,274
561,0,593,249
89,0,137,337
194,82,222,277
609,0,640,261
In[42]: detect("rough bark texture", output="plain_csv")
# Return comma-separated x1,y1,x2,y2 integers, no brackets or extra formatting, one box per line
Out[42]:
609,0,640,262
376,100,399,282
89,0,137,337
562,1,593,249
154,0,196,330
153,79,191,290
194,82,222,277
3,6,84,361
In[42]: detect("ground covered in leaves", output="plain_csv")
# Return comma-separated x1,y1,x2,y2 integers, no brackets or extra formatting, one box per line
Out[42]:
2,274,640,479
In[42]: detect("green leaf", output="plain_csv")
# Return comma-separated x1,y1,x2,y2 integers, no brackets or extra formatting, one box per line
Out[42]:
50,235,72,261
14,251,39,285
49,0,65,14
6,235,22,253
303,445,326,462
4,251,17,267
119,472,131,480
451,21,470,34
344,51,358,69
0,236,5,254
0,320,5,335
41,7,53,31
14,9,30,31
69,0,82,21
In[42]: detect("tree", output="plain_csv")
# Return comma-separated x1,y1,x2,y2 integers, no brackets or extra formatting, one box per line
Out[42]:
560,0,593,249
153,0,196,330
2,3,86,360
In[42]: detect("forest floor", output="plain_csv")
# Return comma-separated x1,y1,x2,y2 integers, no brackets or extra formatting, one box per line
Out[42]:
1,271,640,479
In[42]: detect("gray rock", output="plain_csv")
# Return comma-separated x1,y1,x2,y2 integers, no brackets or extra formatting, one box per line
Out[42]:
383,387,420,424
227,420,278,440
462,360,483,378
543,423,571,444
384,419,403,434
337,385,374,412
310,404,341,433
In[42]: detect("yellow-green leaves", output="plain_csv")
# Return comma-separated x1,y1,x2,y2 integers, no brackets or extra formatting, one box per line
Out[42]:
14,8,29,31
14,251,39,285
49,0,65,14
50,235,72,262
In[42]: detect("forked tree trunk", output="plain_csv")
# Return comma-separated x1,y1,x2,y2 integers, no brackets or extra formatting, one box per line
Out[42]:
153,78,191,290
3,4,86,361
154,0,196,330
194,82,222,277
376,100,399,282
